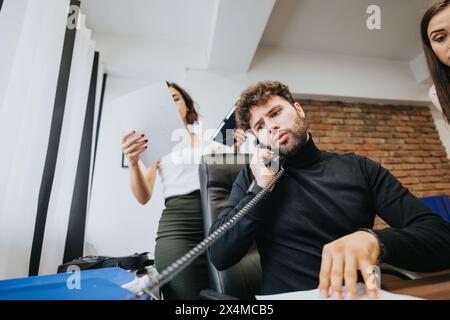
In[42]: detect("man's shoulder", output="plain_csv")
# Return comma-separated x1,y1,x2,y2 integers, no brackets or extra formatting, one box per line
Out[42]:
321,150,375,163
320,150,360,163
320,151,383,174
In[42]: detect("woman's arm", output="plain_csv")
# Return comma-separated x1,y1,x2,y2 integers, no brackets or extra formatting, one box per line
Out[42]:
121,130,157,205
129,161,158,205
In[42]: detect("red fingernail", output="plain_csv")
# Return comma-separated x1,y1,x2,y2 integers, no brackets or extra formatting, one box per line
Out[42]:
144,139,148,142
132,130,136,133
141,134,145,137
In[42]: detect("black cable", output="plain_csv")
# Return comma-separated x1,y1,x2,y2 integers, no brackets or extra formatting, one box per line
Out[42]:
142,165,286,298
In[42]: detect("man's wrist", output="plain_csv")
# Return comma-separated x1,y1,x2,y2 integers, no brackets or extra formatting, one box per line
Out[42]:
358,228,386,262
247,180,264,195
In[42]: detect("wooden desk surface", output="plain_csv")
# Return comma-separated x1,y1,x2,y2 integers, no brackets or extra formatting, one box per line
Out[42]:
382,272,450,300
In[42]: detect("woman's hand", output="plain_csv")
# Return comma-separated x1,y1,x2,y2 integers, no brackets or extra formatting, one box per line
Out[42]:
121,130,149,167
233,129,247,149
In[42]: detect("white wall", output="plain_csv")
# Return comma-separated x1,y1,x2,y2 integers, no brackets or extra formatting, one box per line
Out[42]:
86,38,449,261
0,0,71,279
84,76,165,258
39,14,97,275
0,0,29,112
0,1,108,279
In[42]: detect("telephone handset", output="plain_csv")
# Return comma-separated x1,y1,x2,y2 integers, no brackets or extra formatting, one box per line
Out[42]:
254,138,285,169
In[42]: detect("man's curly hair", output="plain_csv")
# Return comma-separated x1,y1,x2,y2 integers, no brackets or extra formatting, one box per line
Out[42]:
235,81,296,131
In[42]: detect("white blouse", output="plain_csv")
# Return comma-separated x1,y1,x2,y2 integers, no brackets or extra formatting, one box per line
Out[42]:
157,123,234,199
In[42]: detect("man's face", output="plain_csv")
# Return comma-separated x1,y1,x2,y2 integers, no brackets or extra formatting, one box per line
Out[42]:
249,95,308,156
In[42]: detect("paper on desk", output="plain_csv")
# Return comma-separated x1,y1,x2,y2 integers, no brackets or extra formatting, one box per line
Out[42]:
110,81,186,167
255,283,423,300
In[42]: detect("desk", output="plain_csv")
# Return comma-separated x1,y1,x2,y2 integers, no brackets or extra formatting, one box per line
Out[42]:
383,272,450,299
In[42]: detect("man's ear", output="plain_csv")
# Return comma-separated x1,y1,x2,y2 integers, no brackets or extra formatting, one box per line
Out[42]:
293,102,305,118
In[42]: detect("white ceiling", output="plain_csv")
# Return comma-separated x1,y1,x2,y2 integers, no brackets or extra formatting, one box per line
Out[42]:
261,0,434,61
81,0,216,48
81,0,436,72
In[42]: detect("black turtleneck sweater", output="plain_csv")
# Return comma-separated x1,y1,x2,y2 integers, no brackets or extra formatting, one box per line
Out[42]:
208,134,450,295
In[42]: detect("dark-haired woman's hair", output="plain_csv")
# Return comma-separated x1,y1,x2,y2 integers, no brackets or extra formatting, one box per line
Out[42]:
421,0,450,123
166,81,199,125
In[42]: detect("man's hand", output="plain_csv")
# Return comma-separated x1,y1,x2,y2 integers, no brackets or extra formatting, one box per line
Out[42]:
250,145,275,189
318,231,381,300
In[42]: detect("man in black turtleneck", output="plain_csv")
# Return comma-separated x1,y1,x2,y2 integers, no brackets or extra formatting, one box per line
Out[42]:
208,81,450,300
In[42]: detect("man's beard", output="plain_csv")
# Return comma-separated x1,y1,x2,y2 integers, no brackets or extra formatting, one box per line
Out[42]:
276,115,308,157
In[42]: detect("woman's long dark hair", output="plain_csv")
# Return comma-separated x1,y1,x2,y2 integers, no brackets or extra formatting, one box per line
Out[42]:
166,81,199,125
421,0,450,123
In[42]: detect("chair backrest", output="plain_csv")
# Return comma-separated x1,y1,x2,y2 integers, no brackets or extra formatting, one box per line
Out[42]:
199,153,262,300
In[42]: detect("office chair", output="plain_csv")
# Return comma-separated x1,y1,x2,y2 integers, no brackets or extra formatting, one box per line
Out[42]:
198,153,261,300
198,153,419,300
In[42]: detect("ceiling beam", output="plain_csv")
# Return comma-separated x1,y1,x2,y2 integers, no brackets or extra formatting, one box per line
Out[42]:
206,0,275,72
409,52,430,84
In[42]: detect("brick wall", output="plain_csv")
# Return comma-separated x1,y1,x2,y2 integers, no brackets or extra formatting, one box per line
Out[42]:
300,100,450,198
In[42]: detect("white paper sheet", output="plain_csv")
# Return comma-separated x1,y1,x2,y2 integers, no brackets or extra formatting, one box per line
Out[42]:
255,283,423,300
110,81,186,167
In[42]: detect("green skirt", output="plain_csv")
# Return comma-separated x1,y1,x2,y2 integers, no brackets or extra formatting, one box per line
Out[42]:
154,190,210,300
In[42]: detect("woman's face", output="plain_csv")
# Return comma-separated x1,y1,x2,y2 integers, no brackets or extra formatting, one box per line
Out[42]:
169,87,188,123
428,5,450,67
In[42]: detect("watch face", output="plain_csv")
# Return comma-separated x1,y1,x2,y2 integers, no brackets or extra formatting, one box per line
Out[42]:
247,180,257,194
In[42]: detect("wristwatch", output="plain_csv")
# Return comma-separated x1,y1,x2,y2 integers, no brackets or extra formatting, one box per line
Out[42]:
358,228,387,262
247,180,264,195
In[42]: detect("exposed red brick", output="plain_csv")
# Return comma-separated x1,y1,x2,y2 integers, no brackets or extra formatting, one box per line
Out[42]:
400,177,420,184
431,151,448,157
421,145,445,150
391,115,410,121
396,127,415,133
300,100,448,197
376,126,392,132
423,158,442,163
415,164,434,170
310,123,333,130
410,116,428,122
404,157,425,163
364,138,386,144
345,119,365,125
320,137,344,144
392,132,409,138
420,177,444,183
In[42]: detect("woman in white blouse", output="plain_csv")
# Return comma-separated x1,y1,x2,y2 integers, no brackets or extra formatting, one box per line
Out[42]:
121,82,246,299
421,0,450,123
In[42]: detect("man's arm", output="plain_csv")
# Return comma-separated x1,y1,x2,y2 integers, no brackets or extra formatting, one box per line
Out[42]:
357,154,450,272
208,164,270,271
318,154,450,300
